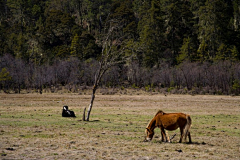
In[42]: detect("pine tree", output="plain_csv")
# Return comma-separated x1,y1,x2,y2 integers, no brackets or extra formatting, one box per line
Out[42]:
178,37,197,63
138,0,165,67
197,0,232,61
161,0,195,64
70,34,81,57
233,0,240,31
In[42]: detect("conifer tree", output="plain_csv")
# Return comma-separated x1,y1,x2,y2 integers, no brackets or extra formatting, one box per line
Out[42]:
197,0,232,61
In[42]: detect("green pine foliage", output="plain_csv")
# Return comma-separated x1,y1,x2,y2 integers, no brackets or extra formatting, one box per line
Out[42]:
0,68,11,82
0,0,239,64
0,0,240,94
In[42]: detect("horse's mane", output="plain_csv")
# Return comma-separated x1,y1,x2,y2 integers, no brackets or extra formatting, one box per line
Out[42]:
155,110,166,116
146,110,166,130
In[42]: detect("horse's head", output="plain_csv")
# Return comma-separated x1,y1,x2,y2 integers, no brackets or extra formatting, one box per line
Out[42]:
145,128,154,142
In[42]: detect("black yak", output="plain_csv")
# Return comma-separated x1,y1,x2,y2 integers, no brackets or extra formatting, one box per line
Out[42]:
62,106,76,117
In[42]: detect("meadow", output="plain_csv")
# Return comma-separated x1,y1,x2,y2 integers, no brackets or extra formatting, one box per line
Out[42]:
0,91,239,159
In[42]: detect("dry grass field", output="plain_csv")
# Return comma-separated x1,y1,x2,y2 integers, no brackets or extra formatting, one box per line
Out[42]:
0,91,240,160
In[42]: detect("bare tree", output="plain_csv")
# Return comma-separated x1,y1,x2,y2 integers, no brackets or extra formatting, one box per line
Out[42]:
83,19,129,121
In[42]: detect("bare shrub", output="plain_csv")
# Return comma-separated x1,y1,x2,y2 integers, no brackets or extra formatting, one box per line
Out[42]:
101,66,121,87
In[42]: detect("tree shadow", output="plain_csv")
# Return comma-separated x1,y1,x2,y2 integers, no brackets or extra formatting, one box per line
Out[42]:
189,141,214,146
92,120,100,122
77,119,100,122
144,140,214,146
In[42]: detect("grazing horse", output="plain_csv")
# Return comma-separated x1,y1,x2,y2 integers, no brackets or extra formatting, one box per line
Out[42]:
145,110,192,143
62,106,76,117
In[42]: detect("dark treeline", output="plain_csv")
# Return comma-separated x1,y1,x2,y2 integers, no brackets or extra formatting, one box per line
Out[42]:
0,0,240,95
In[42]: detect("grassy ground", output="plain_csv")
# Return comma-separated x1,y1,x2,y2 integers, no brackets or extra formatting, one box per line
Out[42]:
0,92,239,159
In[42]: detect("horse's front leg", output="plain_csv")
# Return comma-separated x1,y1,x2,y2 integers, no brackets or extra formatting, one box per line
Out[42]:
160,127,169,142
160,129,165,142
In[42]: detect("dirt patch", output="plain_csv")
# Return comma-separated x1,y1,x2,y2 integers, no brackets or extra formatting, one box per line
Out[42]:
0,93,239,159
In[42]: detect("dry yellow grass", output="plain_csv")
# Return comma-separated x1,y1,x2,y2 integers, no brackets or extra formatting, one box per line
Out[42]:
0,92,240,159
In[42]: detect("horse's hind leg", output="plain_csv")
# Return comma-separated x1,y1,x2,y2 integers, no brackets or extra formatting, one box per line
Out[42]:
188,132,192,143
179,127,184,143
166,131,171,142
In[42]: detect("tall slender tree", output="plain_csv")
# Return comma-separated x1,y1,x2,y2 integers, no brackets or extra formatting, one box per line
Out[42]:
83,14,131,121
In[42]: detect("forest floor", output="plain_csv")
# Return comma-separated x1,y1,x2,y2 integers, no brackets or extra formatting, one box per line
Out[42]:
0,91,240,159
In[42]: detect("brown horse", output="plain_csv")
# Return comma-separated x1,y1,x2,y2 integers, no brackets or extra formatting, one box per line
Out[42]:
145,110,192,143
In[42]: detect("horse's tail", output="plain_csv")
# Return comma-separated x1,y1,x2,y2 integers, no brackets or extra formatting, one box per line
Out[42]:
184,114,192,141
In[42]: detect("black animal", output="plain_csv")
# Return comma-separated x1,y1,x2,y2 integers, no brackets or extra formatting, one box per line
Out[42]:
62,106,76,117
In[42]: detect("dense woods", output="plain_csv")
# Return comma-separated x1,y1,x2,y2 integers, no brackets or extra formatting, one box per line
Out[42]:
0,0,240,95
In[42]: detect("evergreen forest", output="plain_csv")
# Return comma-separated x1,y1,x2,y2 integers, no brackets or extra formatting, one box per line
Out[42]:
0,0,240,95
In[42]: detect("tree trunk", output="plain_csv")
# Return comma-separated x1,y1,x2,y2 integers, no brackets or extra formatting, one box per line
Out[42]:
84,85,97,121
18,84,21,94
82,107,86,121
81,18,126,121
83,62,106,121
